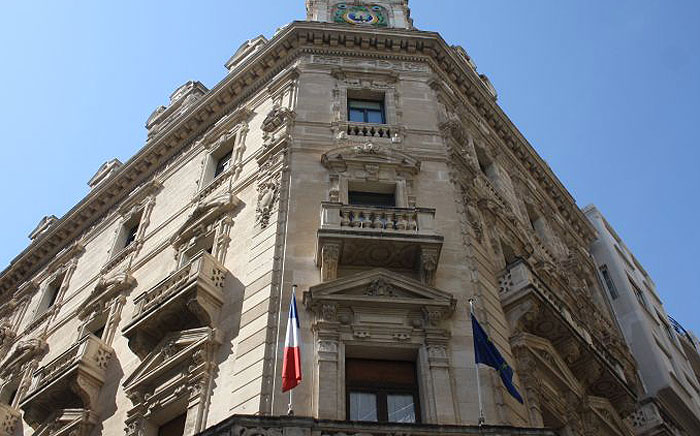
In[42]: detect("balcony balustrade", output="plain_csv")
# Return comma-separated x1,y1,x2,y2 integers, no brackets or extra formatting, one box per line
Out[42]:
19,334,112,430
499,259,636,414
122,250,227,359
340,121,398,139
317,202,443,283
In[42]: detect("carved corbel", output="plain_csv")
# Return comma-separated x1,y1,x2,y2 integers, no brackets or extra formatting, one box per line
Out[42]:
512,345,544,427
504,298,542,334
419,247,439,285
319,241,341,282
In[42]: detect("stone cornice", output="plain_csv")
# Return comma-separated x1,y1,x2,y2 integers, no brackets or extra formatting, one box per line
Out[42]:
0,20,594,300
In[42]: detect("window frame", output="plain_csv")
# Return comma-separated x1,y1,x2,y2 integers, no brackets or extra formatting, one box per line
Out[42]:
345,359,420,424
599,265,619,300
347,98,386,124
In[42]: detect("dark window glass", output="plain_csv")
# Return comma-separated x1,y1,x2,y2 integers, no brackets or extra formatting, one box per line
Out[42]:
346,359,419,423
159,413,186,436
600,266,619,299
92,324,106,340
348,191,395,207
7,388,18,406
348,99,385,124
629,278,648,308
46,286,59,308
215,150,233,177
124,223,139,248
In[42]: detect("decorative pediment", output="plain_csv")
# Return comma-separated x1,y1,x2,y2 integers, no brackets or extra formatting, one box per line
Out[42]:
124,327,219,393
172,192,240,249
511,333,584,398
0,338,48,379
29,215,58,241
587,396,634,436
304,268,456,324
79,272,136,320
87,158,122,190
118,179,163,216
321,142,421,175
123,327,221,435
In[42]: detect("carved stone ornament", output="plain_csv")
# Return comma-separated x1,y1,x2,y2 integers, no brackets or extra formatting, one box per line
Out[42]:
256,178,280,228
79,271,136,320
261,104,295,148
123,327,221,435
321,142,420,176
365,278,397,297
172,192,241,250
0,337,48,379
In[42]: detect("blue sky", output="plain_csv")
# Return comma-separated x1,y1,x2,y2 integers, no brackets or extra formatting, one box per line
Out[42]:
1,1,698,334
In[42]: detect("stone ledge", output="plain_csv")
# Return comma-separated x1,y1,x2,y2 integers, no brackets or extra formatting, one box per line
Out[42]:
198,415,557,436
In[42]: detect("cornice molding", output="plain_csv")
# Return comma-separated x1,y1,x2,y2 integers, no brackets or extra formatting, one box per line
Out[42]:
0,21,593,301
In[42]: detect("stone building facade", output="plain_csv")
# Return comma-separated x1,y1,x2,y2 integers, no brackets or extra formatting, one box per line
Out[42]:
0,1,659,435
585,205,700,435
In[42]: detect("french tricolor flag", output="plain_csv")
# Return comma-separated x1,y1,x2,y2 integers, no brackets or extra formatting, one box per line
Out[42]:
282,290,302,392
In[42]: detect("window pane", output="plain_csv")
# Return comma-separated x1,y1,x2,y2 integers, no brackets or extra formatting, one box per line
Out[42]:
215,150,233,177
349,108,366,123
348,191,395,207
349,392,378,422
349,100,382,110
387,394,416,423
366,109,384,124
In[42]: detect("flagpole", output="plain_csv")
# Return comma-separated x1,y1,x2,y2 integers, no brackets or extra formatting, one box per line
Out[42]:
469,298,485,426
288,284,297,416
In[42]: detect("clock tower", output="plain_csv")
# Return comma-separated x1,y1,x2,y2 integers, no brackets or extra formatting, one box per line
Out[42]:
305,0,413,29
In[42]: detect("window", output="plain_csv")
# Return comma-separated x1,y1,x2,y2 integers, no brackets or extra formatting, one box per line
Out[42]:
348,99,385,124
179,232,215,267
346,359,419,423
0,380,19,407
117,211,143,251
35,273,64,319
83,314,107,341
629,277,648,309
346,181,398,208
158,413,186,436
214,150,233,178
123,223,139,248
600,266,619,300
348,191,396,207
658,311,676,343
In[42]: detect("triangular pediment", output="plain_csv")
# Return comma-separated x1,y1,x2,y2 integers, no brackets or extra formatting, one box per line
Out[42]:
321,142,421,174
513,333,584,397
172,192,240,248
305,269,455,312
123,327,218,392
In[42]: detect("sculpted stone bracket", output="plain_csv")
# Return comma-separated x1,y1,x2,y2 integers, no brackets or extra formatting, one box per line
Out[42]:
123,327,221,436
501,261,637,416
511,335,634,436
19,334,113,430
123,251,227,359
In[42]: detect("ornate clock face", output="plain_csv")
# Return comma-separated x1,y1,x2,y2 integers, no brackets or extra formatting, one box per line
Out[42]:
334,4,387,26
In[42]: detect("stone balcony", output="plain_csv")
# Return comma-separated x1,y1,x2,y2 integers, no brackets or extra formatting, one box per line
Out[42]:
19,334,113,430
499,259,637,414
317,202,443,284
198,415,557,436
122,250,227,359
0,403,21,436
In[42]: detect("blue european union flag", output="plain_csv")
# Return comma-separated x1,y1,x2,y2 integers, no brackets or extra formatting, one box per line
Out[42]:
472,314,524,404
